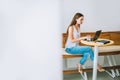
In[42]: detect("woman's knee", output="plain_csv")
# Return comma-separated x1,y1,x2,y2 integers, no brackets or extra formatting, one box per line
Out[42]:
83,52,89,58
80,53,89,65
85,46,92,51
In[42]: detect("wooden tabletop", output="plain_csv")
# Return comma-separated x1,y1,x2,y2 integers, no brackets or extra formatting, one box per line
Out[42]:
80,38,114,46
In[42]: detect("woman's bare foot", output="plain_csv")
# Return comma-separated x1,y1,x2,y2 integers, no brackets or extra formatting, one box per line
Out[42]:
97,64,105,72
77,64,83,74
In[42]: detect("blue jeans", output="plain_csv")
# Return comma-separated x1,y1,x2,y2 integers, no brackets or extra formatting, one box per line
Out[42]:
65,46,94,65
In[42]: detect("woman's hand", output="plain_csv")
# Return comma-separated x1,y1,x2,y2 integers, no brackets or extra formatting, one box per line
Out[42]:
86,35,91,40
79,35,91,40
78,36,86,40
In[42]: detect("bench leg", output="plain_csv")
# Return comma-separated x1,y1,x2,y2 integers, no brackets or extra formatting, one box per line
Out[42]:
80,72,88,80
79,66,88,80
84,72,88,80
106,56,116,78
111,55,120,77
105,70,115,78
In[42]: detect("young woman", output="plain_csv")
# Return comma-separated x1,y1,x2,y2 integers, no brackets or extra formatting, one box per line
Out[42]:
65,12,105,73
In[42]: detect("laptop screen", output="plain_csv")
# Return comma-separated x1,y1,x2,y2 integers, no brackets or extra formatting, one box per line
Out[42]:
91,30,102,41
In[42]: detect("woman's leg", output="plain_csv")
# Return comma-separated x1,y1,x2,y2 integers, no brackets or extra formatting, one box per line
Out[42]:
87,47,94,61
65,46,93,73
65,46,105,72
82,47,105,71
65,46,93,65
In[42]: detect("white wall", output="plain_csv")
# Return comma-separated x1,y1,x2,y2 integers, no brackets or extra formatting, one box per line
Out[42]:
0,0,62,80
63,0,120,32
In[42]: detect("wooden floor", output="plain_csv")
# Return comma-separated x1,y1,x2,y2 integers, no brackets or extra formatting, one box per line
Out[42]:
64,71,120,80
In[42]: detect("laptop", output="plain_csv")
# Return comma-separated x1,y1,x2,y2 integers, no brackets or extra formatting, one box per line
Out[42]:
84,30,102,41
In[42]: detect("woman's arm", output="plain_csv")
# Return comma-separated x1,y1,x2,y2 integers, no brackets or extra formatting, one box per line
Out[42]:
68,26,87,43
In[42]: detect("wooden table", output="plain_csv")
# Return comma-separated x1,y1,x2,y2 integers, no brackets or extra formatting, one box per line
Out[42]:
81,39,114,80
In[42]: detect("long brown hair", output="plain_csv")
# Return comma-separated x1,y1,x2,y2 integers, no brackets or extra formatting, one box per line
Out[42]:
66,13,84,34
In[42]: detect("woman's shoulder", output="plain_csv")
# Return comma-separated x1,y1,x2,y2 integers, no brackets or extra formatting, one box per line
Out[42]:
69,25,75,30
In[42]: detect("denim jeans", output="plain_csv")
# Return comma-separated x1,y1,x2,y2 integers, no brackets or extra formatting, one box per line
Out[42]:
65,46,94,65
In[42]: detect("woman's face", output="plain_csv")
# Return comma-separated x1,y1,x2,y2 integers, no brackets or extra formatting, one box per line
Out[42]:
76,16,84,24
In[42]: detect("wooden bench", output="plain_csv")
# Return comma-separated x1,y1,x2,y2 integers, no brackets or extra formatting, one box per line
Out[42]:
62,31,120,74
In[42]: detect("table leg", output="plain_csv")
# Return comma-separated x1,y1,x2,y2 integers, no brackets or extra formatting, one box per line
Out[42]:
92,46,98,80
